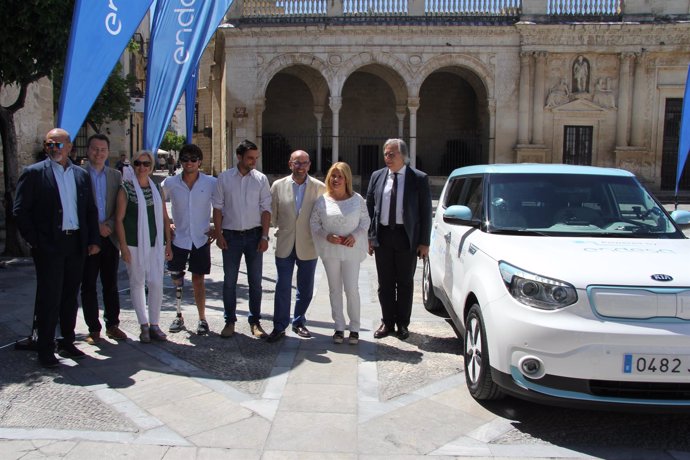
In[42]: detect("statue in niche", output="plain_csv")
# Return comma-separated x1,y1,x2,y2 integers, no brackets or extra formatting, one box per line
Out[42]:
572,55,590,93
593,77,616,109
545,78,570,108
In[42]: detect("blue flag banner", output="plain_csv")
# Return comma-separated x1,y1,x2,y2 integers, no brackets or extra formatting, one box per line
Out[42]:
676,64,690,195
143,0,233,153
57,0,153,138
185,67,199,142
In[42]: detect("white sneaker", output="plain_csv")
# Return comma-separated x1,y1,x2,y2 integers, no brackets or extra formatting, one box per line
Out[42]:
169,316,184,332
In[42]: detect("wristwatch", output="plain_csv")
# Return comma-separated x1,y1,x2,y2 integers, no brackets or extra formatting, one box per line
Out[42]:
261,235,270,241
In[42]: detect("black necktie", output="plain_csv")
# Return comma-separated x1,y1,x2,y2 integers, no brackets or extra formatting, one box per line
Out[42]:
389,172,398,228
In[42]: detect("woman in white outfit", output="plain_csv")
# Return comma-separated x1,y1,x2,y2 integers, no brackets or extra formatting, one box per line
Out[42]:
310,162,369,344
115,151,172,343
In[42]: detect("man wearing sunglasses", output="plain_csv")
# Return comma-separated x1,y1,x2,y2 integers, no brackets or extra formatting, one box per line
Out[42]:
14,128,101,368
162,144,217,335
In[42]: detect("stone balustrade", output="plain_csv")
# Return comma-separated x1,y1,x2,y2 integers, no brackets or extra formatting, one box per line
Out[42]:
234,0,689,18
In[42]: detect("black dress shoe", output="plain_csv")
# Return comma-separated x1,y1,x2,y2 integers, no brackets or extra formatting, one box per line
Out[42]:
397,326,410,341
38,353,60,368
373,323,393,339
57,342,86,360
291,324,312,338
266,329,286,343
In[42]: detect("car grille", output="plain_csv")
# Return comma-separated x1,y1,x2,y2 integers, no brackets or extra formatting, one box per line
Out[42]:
590,380,690,400
589,286,690,320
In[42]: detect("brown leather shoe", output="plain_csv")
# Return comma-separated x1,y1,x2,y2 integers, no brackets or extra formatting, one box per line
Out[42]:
373,323,393,339
85,331,101,345
106,326,127,341
251,323,268,339
291,324,312,338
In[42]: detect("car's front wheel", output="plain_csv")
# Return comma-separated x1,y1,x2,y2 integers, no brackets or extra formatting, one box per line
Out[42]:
422,257,448,318
464,304,503,400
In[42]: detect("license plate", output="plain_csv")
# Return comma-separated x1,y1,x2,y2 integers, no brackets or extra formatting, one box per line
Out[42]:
623,354,690,375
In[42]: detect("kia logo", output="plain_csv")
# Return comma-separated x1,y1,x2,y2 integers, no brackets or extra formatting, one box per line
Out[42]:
651,274,673,282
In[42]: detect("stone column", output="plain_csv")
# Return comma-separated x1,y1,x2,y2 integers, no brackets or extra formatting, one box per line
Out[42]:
396,104,406,138
488,98,497,164
532,51,546,145
329,96,342,166
518,52,531,145
408,97,419,168
630,53,645,147
616,53,635,147
255,98,266,169
314,107,324,173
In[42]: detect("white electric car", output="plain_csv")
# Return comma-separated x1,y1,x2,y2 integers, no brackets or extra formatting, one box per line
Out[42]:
423,164,690,409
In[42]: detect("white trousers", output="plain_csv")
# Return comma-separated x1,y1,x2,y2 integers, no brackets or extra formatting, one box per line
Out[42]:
125,245,164,326
322,258,361,332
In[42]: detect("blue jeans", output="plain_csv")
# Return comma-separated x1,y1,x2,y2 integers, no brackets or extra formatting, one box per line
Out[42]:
273,247,318,332
221,229,263,324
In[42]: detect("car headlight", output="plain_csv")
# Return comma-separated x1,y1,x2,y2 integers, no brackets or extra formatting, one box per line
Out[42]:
499,262,577,310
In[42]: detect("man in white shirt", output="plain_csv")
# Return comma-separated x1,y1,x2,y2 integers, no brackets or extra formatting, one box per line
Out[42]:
266,150,325,343
162,144,217,335
213,140,272,339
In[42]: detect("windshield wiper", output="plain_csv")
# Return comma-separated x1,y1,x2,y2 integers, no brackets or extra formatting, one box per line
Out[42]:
489,228,551,236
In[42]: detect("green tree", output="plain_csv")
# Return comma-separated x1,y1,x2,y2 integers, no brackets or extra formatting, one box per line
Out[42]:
0,0,74,255
160,131,186,153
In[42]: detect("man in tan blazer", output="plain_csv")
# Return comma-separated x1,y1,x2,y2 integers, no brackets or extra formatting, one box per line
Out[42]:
81,134,127,344
266,150,325,342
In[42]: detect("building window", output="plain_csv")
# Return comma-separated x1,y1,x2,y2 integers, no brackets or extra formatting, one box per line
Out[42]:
563,125,593,165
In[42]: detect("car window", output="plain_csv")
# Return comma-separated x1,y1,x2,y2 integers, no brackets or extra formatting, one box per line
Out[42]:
464,177,484,221
486,173,682,238
443,178,467,208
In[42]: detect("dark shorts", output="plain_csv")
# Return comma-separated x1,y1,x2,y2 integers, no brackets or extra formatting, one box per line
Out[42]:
167,243,211,276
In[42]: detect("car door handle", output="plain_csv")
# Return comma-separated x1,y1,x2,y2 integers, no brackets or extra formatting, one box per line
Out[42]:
444,232,451,243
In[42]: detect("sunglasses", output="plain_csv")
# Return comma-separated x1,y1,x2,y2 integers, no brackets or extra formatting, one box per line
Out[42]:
45,142,64,149
290,161,310,168
133,160,152,167
180,156,199,163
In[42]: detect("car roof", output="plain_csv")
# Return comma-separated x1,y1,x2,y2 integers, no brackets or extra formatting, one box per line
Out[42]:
448,163,636,179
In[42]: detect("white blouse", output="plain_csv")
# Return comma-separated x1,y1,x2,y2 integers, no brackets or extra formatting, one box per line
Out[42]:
310,193,370,262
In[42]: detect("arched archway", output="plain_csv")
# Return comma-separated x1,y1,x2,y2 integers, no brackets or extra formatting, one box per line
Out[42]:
261,63,331,174
417,66,490,175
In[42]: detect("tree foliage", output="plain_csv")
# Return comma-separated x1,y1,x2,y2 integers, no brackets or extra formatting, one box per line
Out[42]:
160,131,186,153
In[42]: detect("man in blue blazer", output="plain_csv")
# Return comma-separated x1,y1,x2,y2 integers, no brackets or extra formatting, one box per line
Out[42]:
14,128,101,368
366,138,432,340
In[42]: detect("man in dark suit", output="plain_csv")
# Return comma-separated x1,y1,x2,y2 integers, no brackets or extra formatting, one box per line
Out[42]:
14,128,101,368
81,134,127,344
366,138,432,340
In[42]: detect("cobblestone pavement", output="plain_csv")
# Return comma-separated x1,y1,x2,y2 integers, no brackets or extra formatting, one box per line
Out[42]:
1,200,689,459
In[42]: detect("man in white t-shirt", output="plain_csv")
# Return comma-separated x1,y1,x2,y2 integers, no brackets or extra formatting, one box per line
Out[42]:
162,144,217,335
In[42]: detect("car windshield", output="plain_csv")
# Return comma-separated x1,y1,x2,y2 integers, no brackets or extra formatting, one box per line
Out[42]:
487,173,684,238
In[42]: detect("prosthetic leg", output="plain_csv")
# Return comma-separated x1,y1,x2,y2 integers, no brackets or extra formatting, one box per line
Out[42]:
168,270,185,332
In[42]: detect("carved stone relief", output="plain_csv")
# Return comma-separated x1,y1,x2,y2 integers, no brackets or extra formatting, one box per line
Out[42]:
592,77,616,109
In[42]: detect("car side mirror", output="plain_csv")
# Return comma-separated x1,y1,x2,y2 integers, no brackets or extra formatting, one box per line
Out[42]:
670,210,690,226
443,205,478,226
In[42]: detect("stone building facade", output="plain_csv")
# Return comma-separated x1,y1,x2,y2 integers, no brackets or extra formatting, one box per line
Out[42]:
197,0,690,194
